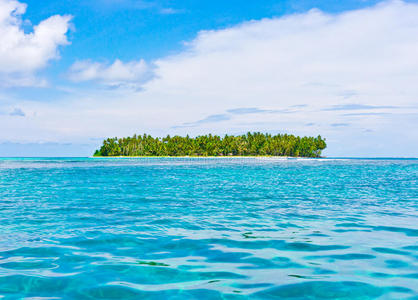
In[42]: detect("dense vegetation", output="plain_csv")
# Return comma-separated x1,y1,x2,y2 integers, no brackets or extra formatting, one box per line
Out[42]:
94,133,326,157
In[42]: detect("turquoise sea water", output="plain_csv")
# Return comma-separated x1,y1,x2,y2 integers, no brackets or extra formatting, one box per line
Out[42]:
0,157,417,299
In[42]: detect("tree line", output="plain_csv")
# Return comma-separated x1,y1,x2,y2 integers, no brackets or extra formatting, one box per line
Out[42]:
94,132,326,157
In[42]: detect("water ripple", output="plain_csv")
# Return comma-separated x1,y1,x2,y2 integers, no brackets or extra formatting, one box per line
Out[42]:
0,158,417,298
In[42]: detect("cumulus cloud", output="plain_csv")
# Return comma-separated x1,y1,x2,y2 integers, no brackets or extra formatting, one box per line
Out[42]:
149,1,418,107
0,0,71,86
69,59,154,89
137,0,417,155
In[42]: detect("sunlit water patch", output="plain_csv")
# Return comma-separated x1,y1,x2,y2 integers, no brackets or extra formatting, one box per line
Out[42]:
0,157,417,299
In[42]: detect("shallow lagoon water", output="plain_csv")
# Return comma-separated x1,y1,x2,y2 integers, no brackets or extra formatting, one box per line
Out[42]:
0,157,417,299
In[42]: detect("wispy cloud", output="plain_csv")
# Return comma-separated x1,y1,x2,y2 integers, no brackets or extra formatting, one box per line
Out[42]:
323,104,398,111
331,123,350,127
173,114,231,128
192,114,231,124
227,107,300,115
160,7,185,15
337,90,358,99
9,108,25,117
226,107,275,115
90,0,154,10
173,106,296,128
89,0,183,15
343,112,391,116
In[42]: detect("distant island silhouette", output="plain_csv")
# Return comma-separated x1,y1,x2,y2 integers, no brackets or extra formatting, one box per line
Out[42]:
94,132,326,158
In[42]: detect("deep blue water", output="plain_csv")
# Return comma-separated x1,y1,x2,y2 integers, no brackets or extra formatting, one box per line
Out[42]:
0,157,417,299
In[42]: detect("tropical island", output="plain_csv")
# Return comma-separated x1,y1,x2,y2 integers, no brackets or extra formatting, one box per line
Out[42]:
94,132,326,157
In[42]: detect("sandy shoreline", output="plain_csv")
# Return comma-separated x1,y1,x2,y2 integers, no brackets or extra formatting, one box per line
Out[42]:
91,156,313,159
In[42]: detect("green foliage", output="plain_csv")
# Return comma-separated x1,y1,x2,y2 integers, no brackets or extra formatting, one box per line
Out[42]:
93,132,326,157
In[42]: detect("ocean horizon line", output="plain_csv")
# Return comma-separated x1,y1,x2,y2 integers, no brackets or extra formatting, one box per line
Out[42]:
0,156,417,160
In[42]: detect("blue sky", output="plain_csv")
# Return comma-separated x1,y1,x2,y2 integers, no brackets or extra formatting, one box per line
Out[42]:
21,0,385,81
0,0,417,156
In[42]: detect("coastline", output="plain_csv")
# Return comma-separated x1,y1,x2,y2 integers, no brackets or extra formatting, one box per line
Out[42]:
91,155,313,159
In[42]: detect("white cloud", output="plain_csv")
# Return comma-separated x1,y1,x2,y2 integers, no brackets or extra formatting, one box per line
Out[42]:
0,0,71,86
9,107,25,116
159,7,185,15
148,1,418,105
3,1,418,156
69,59,154,89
